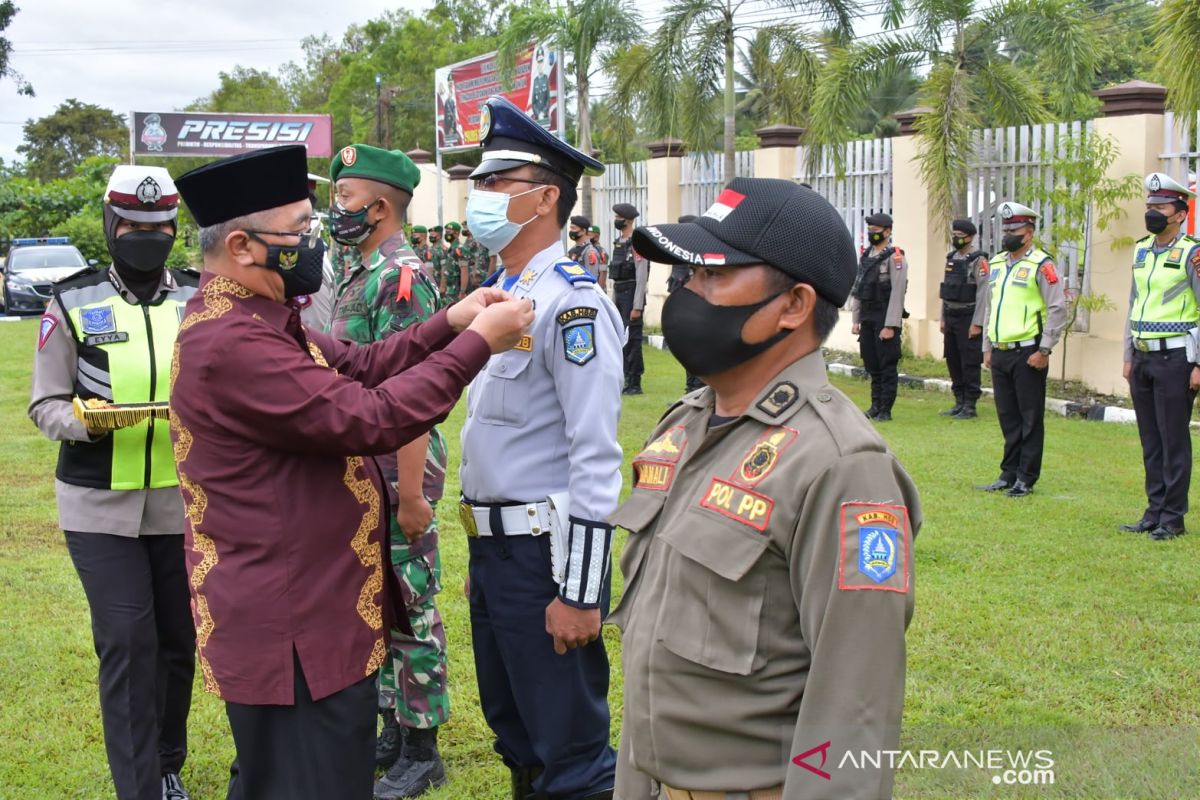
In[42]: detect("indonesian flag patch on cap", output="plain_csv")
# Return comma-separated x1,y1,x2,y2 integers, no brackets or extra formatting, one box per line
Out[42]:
703,189,746,222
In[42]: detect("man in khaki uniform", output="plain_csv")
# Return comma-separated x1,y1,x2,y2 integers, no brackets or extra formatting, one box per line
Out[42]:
609,177,922,800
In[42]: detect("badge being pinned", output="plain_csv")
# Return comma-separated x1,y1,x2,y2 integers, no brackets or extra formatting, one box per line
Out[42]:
838,502,910,593
562,322,595,365
37,314,57,351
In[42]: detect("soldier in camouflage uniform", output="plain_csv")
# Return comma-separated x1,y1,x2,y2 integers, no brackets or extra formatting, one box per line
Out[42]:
327,144,450,799
434,221,470,307
462,224,493,289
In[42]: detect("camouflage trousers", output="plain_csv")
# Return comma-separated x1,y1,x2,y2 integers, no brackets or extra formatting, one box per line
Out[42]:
378,514,449,729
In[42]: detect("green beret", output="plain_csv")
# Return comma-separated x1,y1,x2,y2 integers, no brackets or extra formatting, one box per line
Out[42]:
589,225,600,233
330,144,420,194
412,225,427,233
431,225,443,232
445,221,461,231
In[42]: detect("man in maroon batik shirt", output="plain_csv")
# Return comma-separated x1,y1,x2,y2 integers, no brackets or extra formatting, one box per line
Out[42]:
170,144,533,800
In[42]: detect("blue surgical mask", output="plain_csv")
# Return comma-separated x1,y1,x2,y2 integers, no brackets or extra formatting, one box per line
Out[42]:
465,187,542,253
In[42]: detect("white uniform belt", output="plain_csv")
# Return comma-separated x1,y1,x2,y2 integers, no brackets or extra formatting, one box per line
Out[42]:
992,338,1038,350
459,500,552,537
1133,335,1188,352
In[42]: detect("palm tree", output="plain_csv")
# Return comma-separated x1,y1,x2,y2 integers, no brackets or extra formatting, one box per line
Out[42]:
613,0,855,180
1156,0,1200,113
498,0,644,217
808,0,1098,224
734,27,823,129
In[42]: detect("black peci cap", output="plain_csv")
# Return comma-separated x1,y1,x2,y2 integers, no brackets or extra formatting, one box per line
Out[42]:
613,203,640,219
951,218,977,236
632,177,857,305
176,145,310,228
865,211,893,228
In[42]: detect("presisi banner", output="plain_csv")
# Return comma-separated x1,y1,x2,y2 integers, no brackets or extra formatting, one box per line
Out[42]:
131,111,334,158
434,42,563,152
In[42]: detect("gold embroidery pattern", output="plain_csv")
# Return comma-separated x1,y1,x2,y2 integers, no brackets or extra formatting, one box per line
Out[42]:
307,341,329,367
366,637,386,676
172,422,221,695
169,278,241,392
343,457,384,644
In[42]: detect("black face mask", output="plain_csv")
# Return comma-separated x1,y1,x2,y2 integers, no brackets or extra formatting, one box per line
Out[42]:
614,219,626,232
110,230,175,275
445,232,458,242
1001,233,1026,253
952,236,969,250
569,230,582,241
1145,210,1170,234
249,234,327,298
662,287,789,377
329,199,379,245
868,231,886,246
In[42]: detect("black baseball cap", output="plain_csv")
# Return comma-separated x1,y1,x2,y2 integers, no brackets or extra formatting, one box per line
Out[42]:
631,177,856,305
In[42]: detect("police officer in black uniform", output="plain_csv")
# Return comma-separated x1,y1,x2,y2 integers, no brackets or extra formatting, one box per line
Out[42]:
850,212,908,421
665,214,703,394
939,219,989,419
611,203,648,395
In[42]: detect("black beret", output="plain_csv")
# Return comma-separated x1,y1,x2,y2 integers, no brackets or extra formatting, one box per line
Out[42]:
951,218,977,236
570,215,592,229
613,203,640,219
176,145,309,228
865,211,893,228
632,178,856,306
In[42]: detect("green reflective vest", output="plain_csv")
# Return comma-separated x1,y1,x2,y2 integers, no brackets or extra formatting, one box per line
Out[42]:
988,247,1052,344
1129,234,1200,339
55,269,197,491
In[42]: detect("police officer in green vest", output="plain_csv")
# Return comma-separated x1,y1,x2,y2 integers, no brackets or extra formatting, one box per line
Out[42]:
1120,173,1200,540
28,165,199,800
977,201,1067,498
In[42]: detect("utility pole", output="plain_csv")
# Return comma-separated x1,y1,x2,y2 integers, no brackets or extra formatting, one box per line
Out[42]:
375,73,383,145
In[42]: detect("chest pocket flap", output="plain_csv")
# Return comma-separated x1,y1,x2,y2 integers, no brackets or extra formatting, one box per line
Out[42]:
476,349,534,426
654,512,772,675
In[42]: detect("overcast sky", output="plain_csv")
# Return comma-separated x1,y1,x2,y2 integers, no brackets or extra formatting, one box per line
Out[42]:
0,0,416,162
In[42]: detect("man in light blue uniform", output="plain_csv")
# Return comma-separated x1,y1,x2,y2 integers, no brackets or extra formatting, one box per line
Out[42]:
460,95,624,800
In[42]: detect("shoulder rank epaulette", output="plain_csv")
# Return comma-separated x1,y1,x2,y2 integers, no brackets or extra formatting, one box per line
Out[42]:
554,261,597,285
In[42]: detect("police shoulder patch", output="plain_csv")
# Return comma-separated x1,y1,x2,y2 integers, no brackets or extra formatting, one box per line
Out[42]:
37,314,57,351
838,502,910,593
1040,261,1059,284
561,322,596,365
555,261,597,285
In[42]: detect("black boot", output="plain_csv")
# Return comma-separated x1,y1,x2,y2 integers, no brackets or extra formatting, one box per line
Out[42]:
865,405,879,419
940,392,964,416
374,727,446,798
375,709,403,770
622,380,643,396
953,401,977,419
510,766,545,800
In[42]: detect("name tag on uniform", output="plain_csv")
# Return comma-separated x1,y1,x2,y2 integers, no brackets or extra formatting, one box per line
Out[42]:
632,460,673,491
700,478,773,532
84,332,130,346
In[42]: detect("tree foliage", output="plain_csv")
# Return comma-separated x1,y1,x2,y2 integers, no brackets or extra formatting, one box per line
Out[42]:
0,1,31,95
16,100,128,183
1156,0,1200,113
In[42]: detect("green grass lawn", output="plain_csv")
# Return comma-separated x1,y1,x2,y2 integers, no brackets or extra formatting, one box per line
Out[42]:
1,317,1198,799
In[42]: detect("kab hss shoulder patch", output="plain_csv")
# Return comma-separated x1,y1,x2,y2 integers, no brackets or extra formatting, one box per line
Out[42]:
838,502,911,593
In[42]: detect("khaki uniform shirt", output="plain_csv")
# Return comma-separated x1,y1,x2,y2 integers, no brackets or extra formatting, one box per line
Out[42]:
28,267,186,536
609,351,921,800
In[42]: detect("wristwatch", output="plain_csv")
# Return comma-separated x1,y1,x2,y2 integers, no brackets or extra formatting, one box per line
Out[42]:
1038,347,1052,356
